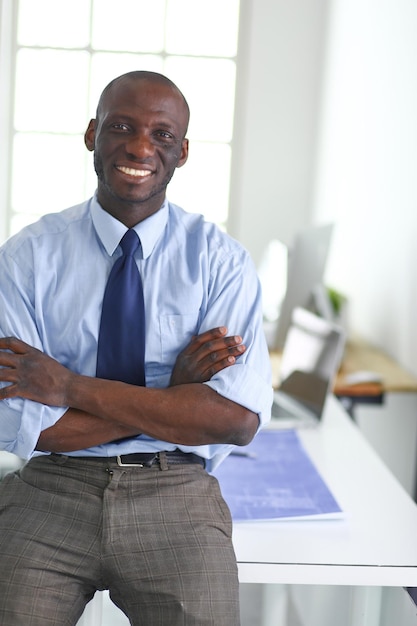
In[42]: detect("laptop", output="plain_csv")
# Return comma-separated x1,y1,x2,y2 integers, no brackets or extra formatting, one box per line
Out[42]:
271,307,345,429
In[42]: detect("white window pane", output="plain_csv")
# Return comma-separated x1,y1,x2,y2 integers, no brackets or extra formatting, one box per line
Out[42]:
167,141,231,225
166,0,240,57
89,53,164,117
11,134,88,215
17,0,91,48
14,49,90,133
165,57,236,143
91,0,165,52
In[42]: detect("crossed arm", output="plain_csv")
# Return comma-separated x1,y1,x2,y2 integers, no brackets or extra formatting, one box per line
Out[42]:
0,328,259,453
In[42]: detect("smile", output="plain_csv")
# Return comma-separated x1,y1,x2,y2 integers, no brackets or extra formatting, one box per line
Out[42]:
116,166,152,178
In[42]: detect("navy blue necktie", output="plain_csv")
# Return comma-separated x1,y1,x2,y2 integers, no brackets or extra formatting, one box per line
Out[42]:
96,229,146,386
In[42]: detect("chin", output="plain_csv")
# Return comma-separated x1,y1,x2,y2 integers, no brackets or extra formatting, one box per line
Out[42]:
98,173,169,208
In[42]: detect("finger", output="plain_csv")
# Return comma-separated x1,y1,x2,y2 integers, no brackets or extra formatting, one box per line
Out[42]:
0,351,19,367
188,329,242,353
0,336,32,354
202,354,241,379
198,344,246,378
228,343,246,356
194,335,244,361
219,335,244,348
183,327,228,355
206,343,246,365
0,367,18,384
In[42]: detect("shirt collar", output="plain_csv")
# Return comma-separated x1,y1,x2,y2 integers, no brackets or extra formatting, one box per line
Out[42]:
91,194,169,259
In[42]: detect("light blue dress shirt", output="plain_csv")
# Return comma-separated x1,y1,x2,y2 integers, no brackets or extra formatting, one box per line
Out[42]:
0,195,272,468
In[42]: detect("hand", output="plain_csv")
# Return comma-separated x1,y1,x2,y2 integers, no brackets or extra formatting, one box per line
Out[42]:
0,337,72,406
170,326,246,386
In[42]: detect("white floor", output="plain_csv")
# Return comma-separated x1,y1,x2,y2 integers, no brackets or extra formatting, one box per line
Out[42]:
77,585,417,626
77,584,304,626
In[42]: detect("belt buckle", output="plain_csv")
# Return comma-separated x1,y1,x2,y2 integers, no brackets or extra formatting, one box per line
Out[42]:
116,454,157,468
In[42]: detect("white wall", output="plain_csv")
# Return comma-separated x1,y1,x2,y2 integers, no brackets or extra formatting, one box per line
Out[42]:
229,0,330,264
232,0,417,377
313,0,417,377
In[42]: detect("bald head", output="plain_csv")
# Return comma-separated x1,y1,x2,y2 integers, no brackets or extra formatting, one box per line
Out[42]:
96,71,190,136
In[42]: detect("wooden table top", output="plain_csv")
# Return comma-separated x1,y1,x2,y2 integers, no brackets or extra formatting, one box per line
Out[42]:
270,336,417,397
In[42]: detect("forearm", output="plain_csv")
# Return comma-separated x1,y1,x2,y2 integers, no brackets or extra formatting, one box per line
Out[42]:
36,408,141,453
64,374,257,447
36,381,257,453
0,334,259,453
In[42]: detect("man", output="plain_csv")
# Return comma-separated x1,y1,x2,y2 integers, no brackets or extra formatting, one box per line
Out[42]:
0,71,272,625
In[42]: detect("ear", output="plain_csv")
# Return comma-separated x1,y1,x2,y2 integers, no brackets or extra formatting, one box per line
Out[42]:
84,119,96,152
176,138,189,169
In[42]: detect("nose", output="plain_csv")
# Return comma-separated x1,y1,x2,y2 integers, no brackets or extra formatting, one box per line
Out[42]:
125,132,154,159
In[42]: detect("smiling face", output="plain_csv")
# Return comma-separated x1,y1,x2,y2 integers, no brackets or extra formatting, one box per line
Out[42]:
85,72,189,227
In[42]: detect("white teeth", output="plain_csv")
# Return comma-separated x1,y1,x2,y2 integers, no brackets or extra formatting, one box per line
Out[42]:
117,166,151,177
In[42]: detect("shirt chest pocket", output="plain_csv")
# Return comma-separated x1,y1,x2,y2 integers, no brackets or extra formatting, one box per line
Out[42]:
158,314,198,365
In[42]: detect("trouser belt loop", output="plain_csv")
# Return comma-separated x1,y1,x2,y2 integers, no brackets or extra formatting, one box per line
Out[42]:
158,451,169,471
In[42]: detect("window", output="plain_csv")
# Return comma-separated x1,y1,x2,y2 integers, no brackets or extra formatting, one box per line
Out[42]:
0,0,241,240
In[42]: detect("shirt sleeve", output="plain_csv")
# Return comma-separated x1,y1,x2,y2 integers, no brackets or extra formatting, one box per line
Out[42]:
0,247,68,459
200,245,273,430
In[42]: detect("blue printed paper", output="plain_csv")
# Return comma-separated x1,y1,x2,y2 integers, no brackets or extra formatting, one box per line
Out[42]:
212,429,343,521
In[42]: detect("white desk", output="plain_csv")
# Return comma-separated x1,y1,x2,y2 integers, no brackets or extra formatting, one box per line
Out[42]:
233,396,417,625
234,395,417,586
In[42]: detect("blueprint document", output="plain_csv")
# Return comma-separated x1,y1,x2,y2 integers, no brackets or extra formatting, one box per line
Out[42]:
213,430,343,521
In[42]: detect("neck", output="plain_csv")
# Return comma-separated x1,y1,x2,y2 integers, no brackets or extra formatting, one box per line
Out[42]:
97,191,165,227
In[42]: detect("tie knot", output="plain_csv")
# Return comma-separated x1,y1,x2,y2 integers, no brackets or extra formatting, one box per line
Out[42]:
120,229,140,257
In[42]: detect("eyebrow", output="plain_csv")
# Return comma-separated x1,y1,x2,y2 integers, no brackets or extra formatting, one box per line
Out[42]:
105,111,180,129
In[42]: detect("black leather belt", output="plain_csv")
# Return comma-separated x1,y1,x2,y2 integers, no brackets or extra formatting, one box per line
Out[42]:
68,449,205,469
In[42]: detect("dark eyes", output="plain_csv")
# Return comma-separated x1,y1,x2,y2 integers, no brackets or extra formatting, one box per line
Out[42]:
157,130,174,140
112,123,130,131
110,124,174,141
